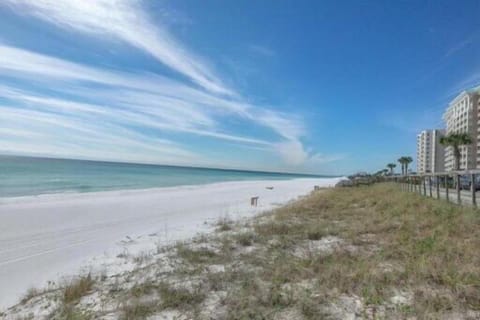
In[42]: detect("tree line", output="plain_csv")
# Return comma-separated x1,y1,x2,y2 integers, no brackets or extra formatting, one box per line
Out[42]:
382,132,472,176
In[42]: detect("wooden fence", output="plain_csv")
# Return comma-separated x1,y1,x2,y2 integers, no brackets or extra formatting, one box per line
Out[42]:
388,170,480,207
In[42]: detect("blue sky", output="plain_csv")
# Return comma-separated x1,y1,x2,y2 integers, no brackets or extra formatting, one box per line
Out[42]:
0,0,479,175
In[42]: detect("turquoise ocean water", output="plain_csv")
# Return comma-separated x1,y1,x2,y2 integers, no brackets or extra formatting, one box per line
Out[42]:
0,156,329,198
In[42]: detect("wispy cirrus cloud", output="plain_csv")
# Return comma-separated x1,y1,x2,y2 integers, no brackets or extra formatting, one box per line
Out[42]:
248,45,276,57
0,45,271,146
0,1,332,170
0,104,199,165
444,32,479,58
2,0,231,95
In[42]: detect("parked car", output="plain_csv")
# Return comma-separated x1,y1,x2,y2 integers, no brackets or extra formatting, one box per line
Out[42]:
458,175,480,191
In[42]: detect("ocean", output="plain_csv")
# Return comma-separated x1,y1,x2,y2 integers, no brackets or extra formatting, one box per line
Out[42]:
0,155,328,198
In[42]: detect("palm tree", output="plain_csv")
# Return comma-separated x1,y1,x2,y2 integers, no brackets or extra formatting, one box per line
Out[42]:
398,156,413,176
404,156,413,175
374,170,384,176
440,133,472,170
386,163,396,175
398,157,406,175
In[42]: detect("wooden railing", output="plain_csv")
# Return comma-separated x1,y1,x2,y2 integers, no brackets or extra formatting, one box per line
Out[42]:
387,170,480,207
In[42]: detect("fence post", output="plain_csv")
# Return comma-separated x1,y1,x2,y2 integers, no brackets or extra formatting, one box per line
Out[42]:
456,173,461,205
445,175,449,202
423,176,427,196
429,176,432,197
471,173,476,207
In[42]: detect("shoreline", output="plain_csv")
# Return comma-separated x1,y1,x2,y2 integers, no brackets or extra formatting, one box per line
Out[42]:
0,177,342,205
0,177,342,309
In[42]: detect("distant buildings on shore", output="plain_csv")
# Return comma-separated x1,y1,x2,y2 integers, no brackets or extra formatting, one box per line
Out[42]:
416,129,445,173
416,85,480,173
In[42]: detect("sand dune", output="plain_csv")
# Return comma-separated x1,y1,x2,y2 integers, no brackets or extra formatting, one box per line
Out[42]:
0,177,341,309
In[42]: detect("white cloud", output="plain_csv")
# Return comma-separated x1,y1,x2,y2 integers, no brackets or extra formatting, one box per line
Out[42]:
253,109,305,141
0,83,271,147
0,1,338,170
2,0,231,95
275,140,308,166
0,104,201,165
0,44,296,144
274,140,345,167
0,45,245,114
0,43,317,168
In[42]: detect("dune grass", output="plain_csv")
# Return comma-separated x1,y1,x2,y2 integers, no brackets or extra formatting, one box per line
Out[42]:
63,274,95,304
228,183,480,318
198,183,480,318
9,183,480,319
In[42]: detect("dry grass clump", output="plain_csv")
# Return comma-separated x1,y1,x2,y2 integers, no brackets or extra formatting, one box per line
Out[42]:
63,274,95,304
234,231,257,246
132,251,152,264
20,287,41,304
47,278,95,320
158,281,205,309
175,242,221,265
216,216,234,232
55,305,92,320
120,300,157,320
218,278,282,319
120,281,205,319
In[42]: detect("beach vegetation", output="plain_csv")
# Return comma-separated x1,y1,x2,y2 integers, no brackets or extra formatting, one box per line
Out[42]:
132,251,153,265
8,183,480,319
175,242,220,264
20,287,41,304
397,156,413,175
62,274,94,304
56,306,92,320
120,300,157,320
121,281,205,319
234,231,256,246
157,281,205,309
386,163,396,175
440,133,472,170
216,216,234,232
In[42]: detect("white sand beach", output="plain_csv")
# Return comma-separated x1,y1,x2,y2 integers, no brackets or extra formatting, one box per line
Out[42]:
0,177,341,309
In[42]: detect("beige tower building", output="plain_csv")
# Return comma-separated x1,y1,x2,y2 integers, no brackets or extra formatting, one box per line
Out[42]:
442,86,480,171
416,129,445,173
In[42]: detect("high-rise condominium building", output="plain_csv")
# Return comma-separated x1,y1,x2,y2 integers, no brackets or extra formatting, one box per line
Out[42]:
442,86,480,171
416,129,445,173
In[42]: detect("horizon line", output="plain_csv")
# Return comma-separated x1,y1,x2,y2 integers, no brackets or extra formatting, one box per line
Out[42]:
0,153,342,178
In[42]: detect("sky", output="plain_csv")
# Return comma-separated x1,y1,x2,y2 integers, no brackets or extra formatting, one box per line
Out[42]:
0,0,479,175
